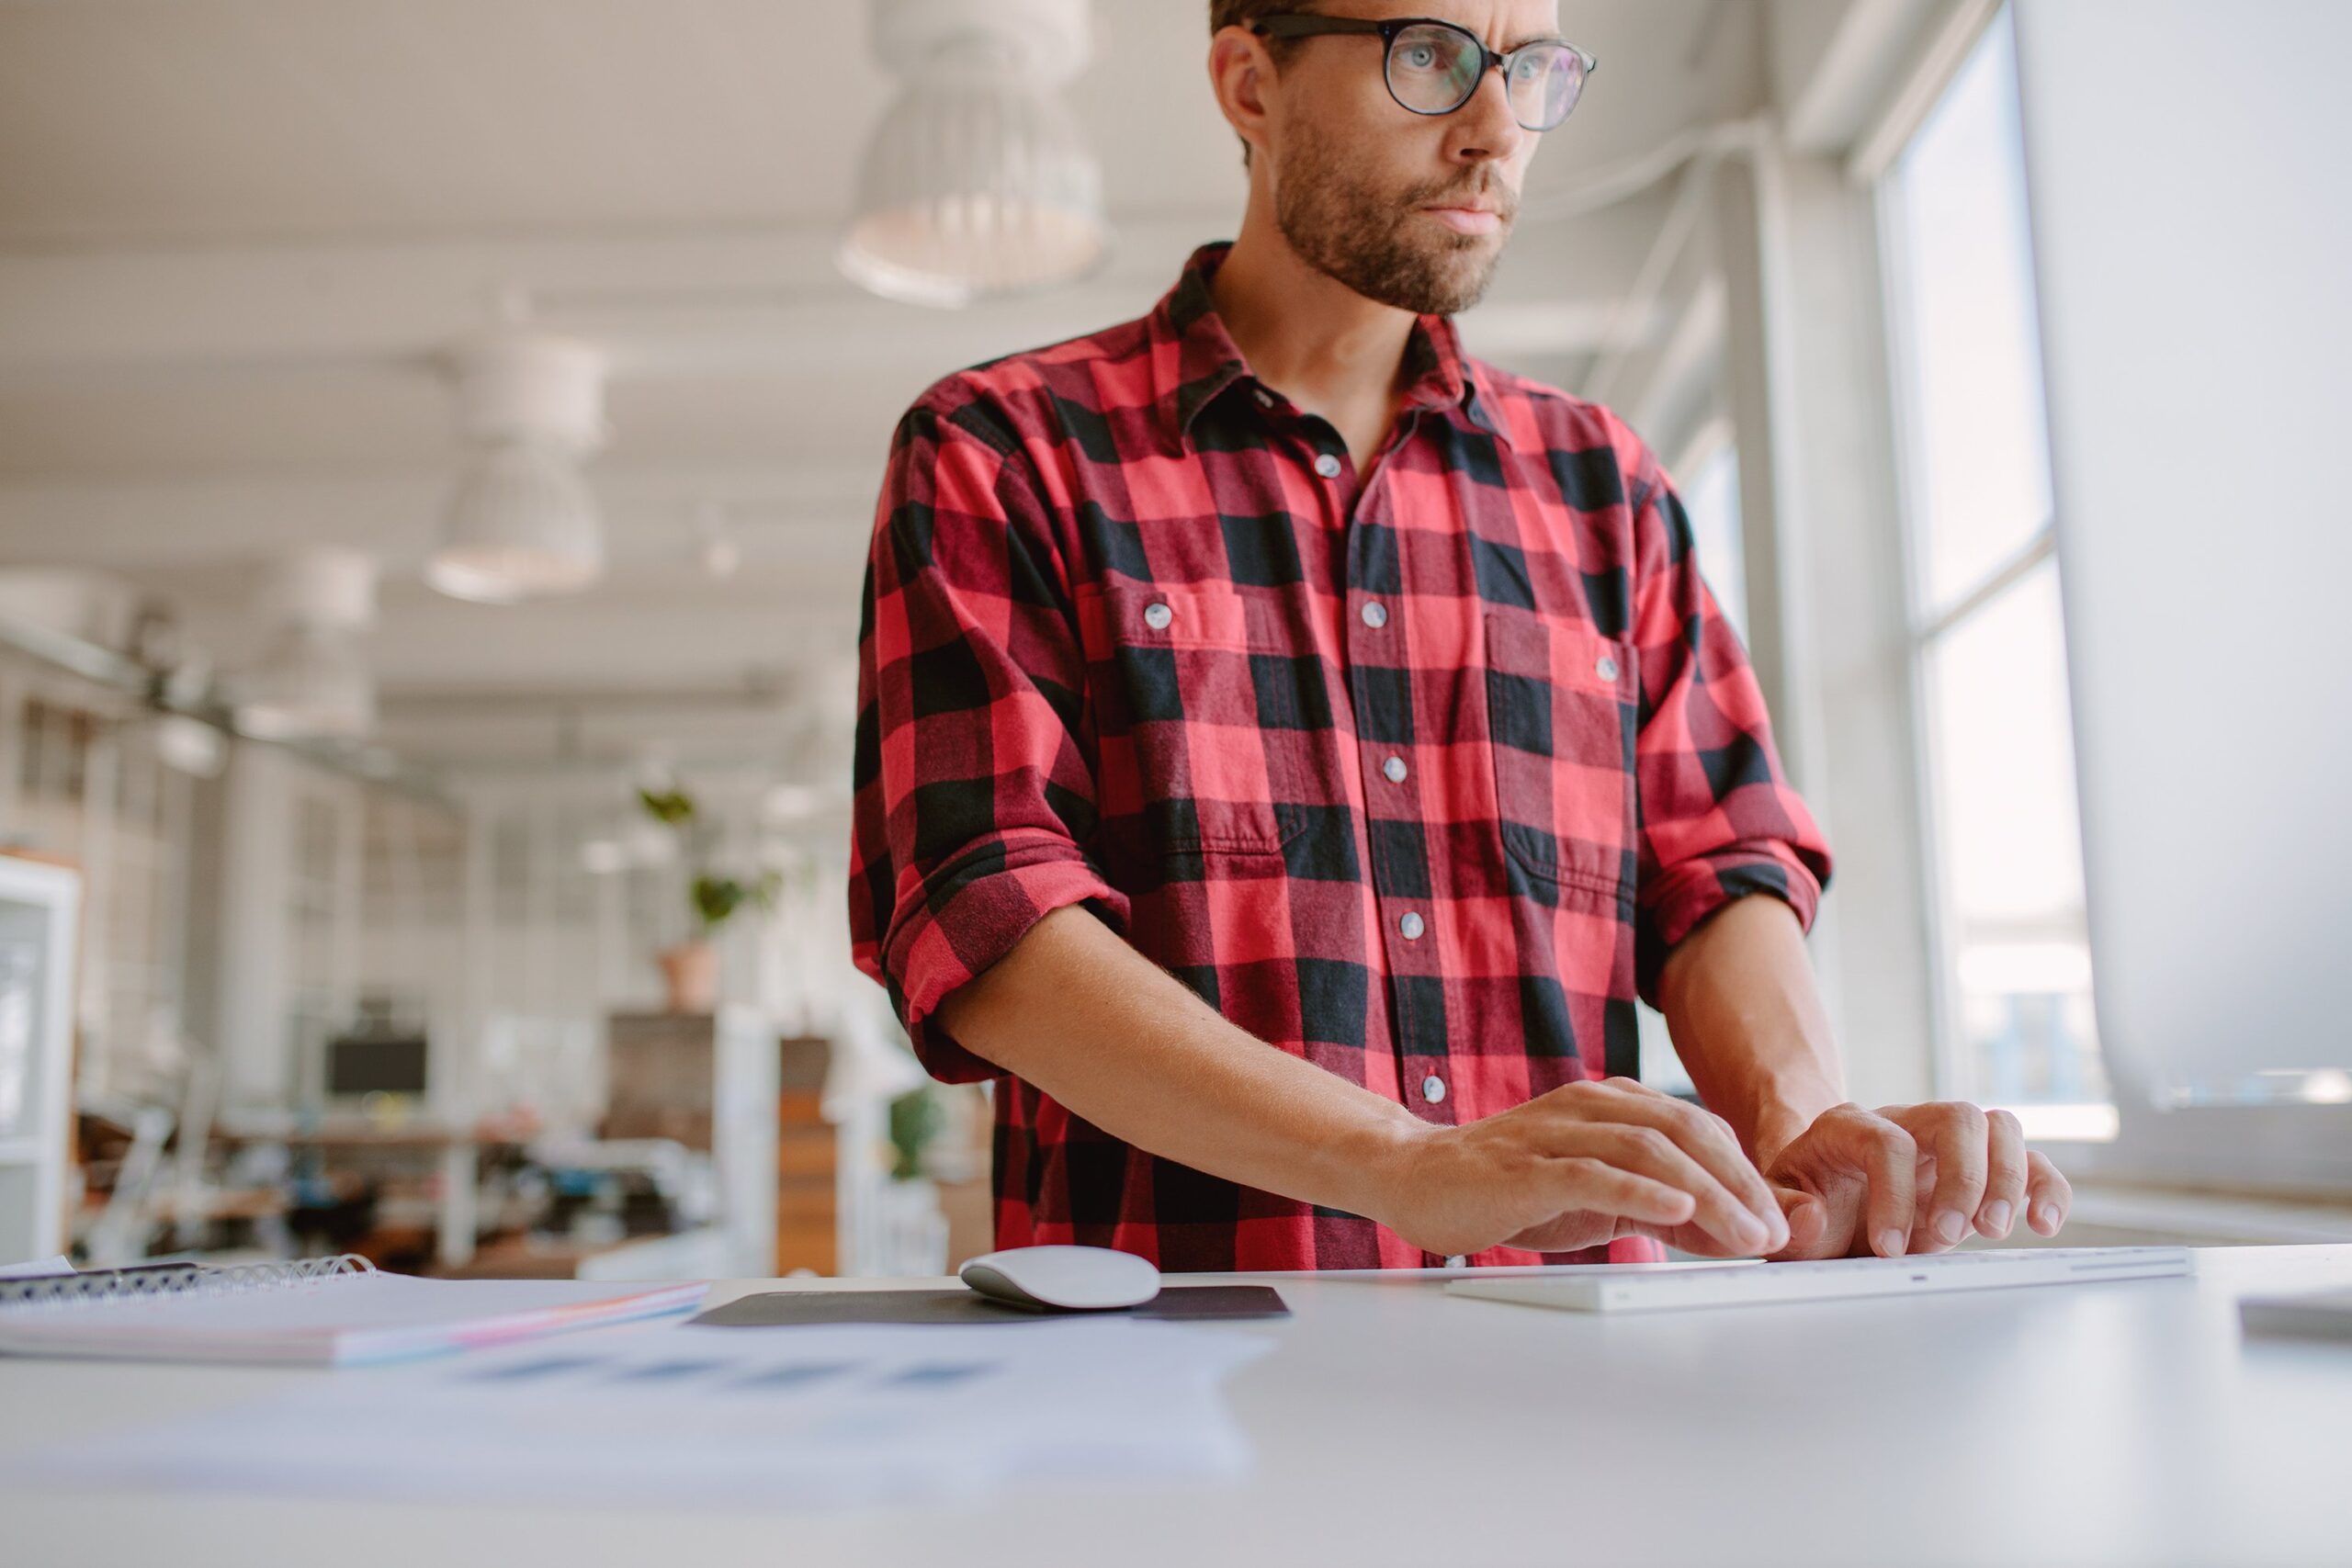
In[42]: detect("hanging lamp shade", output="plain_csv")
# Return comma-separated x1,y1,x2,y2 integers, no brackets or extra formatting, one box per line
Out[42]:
838,0,1110,308
427,333,608,604
239,547,378,739
239,623,376,739
427,436,605,604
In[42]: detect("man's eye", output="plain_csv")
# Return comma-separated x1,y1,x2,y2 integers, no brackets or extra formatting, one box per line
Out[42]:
1397,45,1438,70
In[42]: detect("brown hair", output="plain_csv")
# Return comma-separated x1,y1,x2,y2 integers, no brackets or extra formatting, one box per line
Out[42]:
1209,1,1314,167
1209,0,1308,34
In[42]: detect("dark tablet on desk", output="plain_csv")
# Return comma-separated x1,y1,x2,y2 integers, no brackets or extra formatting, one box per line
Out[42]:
2240,1288,2352,1344
689,1284,1288,1328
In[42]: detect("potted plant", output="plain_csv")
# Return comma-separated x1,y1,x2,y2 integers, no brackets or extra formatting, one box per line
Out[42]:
637,782,781,1014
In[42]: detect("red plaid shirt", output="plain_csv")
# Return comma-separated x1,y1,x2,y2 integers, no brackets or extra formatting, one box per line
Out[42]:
850,243,1832,1271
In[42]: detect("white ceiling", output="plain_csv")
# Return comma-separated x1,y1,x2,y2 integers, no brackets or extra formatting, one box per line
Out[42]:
0,0,1779,775
0,1,1759,247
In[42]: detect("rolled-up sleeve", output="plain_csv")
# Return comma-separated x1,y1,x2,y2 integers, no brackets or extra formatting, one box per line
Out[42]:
848,392,1130,1082
1625,447,1834,1006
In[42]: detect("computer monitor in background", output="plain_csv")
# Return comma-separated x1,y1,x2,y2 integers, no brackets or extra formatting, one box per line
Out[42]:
2013,1,2352,1189
324,1032,429,1101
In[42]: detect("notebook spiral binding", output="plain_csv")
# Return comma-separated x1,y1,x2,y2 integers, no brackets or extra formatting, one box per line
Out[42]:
0,1254,378,1310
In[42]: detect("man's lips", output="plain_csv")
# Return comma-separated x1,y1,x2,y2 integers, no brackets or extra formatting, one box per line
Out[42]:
1424,204,1504,235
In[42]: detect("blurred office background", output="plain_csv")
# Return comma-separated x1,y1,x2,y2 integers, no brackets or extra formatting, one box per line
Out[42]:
1,0,2346,1280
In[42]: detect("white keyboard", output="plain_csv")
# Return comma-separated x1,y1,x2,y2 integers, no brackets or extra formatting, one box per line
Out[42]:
1443,1246,2192,1314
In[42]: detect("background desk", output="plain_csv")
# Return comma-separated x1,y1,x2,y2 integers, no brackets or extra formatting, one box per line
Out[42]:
5,1245,2349,1567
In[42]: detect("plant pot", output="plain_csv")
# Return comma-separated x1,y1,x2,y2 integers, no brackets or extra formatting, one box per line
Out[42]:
656,941,718,1014
876,1178,950,1278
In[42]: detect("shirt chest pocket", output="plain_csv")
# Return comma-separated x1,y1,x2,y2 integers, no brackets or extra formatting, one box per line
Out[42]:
1482,605,1638,899
1076,579,1309,856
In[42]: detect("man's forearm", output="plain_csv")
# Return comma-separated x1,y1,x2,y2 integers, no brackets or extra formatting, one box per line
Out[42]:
933,904,1430,1224
1656,894,1846,1165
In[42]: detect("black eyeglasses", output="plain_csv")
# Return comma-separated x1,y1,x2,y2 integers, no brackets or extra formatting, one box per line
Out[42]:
1250,13,1597,132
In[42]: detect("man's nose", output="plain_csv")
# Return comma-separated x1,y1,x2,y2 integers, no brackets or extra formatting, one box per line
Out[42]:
1444,59,1528,164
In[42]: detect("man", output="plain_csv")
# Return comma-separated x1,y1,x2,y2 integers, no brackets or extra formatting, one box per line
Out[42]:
849,0,2072,1270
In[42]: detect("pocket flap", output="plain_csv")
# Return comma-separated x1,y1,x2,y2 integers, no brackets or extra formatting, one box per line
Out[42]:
1483,606,1631,695
1080,578,1270,654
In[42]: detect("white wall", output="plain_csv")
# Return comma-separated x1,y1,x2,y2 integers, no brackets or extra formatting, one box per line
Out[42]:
2012,1,2352,1104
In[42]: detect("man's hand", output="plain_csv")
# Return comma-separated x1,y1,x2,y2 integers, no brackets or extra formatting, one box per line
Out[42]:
1761,1101,2074,1259
1374,1077,1792,1259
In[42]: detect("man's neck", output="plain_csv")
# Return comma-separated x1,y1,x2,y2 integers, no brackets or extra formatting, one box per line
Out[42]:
1208,209,1419,418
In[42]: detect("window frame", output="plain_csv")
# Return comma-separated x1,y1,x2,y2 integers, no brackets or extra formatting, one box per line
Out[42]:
1867,1,2114,1141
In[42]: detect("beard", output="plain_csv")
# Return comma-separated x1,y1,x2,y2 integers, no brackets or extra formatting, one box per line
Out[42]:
1272,120,1516,316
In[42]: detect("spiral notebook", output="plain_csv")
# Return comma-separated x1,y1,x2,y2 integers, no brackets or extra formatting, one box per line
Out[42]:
0,1255,706,1367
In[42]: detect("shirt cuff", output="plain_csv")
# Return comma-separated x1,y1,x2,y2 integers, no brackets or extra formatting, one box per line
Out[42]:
880,829,1132,1083
1635,845,1825,1008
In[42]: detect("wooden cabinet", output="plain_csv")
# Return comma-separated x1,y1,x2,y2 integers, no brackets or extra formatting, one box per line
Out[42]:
605,1011,839,1276
775,1035,834,1276
603,1011,718,1149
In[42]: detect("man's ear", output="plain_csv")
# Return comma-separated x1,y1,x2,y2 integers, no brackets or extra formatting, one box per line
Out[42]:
1207,27,1275,171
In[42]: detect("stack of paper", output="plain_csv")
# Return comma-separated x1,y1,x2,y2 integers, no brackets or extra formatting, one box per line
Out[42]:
0,1269,707,1365
17,1314,1272,1508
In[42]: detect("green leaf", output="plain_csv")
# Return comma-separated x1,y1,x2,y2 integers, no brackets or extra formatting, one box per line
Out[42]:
888,1085,943,1181
637,785,696,826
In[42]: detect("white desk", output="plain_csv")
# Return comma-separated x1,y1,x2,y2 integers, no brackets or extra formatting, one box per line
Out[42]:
5,1245,2349,1567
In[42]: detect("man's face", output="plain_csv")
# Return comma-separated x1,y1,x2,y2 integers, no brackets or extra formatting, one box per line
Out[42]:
1261,1,1561,315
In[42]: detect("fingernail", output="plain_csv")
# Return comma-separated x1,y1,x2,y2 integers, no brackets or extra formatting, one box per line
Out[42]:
1983,1200,2012,1236
1875,1228,1906,1258
1737,1215,1771,1252
2032,1202,2059,1233
1934,1209,1967,1245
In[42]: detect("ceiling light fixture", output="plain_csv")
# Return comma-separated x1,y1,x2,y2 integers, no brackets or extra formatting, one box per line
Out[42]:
428,333,608,604
839,0,1110,309
238,547,378,740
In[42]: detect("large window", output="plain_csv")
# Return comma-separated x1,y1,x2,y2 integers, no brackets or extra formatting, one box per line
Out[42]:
1636,419,1746,1099
1879,7,2109,1138
1677,424,1747,643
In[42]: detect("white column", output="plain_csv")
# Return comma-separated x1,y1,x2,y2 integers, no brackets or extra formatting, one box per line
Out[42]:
1715,141,1938,1107
213,745,293,1106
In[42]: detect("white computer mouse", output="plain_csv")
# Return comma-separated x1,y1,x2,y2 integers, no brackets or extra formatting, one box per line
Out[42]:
957,1245,1161,1311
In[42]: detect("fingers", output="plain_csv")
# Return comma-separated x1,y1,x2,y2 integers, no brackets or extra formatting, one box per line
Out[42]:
1754,1099,2073,1260
2024,1150,2072,1235
1767,1187,1836,1261
1590,1080,1788,1253
1892,1102,1989,1251
1826,1107,1917,1258
1575,1123,1777,1256
1545,1156,1700,1233
1976,1108,2027,1239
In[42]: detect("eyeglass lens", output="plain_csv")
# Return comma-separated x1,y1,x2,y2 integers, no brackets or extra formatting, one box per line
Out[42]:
1385,22,1586,130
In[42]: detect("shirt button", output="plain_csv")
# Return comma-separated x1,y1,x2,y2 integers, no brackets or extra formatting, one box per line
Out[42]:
1399,910,1424,940
1361,601,1388,629
1143,601,1173,631
1313,453,1343,479
1381,755,1408,784
1596,654,1620,682
1421,1074,1447,1104
1254,389,1274,409
1444,1255,1466,1269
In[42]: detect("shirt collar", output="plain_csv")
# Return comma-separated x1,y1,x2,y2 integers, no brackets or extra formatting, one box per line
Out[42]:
1152,241,1512,452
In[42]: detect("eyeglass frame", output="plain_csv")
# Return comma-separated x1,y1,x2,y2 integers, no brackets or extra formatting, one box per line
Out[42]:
1247,13,1599,131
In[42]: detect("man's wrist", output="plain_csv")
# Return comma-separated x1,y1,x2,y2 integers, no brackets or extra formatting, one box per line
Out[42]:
1748,1108,1816,1169
1330,1100,1441,1226
1738,1079,1844,1168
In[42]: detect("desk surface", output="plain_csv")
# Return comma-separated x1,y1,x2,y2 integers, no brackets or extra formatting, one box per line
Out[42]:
6,1245,2350,1568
